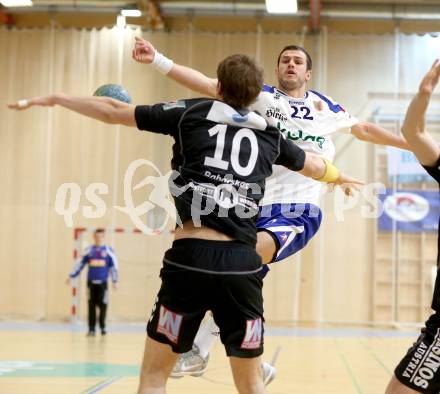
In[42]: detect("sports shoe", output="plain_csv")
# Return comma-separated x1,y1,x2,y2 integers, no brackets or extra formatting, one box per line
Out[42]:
170,344,209,378
86,331,95,337
261,362,277,386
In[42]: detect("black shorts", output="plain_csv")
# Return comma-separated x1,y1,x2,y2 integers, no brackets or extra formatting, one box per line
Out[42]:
146,238,264,358
395,313,440,393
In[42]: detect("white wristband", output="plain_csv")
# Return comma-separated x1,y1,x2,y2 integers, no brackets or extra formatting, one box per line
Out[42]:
152,51,174,75
18,99,29,108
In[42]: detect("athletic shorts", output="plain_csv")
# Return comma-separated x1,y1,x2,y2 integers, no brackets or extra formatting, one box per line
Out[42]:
394,312,440,393
147,238,264,358
257,203,322,276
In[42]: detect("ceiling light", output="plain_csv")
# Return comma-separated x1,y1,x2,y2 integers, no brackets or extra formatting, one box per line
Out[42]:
0,0,32,7
265,0,297,14
121,9,142,17
117,14,126,28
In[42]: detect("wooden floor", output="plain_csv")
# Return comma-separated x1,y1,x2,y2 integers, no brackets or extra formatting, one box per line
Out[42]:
0,322,420,394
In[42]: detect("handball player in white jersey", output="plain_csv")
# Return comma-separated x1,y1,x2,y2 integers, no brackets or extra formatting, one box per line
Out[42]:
132,39,410,383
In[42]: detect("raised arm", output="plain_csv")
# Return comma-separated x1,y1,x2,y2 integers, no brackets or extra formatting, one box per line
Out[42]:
8,94,136,127
132,37,218,98
400,59,440,167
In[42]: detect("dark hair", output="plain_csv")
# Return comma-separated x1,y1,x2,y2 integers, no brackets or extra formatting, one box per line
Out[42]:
217,54,264,108
277,45,312,70
94,228,105,234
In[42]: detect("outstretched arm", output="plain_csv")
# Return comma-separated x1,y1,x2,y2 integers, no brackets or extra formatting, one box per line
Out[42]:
351,121,410,150
132,37,218,98
401,59,440,167
8,94,136,127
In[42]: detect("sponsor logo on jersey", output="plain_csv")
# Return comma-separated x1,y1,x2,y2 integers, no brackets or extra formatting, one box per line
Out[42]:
313,100,324,111
276,122,326,149
232,113,249,123
187,179,258,214
90,259,106,267
266,107,288,123
401,332,440,390
162,100,186,110
241,318,262,349
204,171,250,190
156,305,183,344
288,100,305,106
383,192,429,222
280,233,288,242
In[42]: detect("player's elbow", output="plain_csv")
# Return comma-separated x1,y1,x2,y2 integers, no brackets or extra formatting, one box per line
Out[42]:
351,122,370,142
401,124,422,142
105,108,132,126
99,98,130,124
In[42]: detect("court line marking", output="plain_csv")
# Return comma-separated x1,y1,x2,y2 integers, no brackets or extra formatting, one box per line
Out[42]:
82,376,121,393
270,345,282,366
80,378,110,394
334,339,364,394
358,338,392,375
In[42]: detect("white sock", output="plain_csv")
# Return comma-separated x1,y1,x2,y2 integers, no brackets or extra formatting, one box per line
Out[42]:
194,314,219,358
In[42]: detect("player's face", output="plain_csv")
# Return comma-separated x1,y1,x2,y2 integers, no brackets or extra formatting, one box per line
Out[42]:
93,232,104,245
276,50,311,92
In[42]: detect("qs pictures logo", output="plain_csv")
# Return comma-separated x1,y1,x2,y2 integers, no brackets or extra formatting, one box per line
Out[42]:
54,159,181,234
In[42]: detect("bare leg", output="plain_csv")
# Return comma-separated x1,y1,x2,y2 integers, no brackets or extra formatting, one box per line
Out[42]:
138,336,179,394
229,356,266,394
256,231,277,264
385,376,420,394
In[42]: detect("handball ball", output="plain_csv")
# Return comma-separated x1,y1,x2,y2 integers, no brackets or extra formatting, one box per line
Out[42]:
93,84,132,104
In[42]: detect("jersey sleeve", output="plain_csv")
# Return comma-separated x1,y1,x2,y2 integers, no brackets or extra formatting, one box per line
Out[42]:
311,90,358,134
70,247,91,278
326,97,358,134
135,100,189,136
106,246,119,283
275,137,306,171
423,155,440,184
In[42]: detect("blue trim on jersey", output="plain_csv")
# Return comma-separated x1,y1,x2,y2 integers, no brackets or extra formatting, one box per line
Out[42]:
257,203,322,278
309,90,345,113
262,84,276,93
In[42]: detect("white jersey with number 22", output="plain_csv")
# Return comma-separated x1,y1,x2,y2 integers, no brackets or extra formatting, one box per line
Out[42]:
250,85,359,206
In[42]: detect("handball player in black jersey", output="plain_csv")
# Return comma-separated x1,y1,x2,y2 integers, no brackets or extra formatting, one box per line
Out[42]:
386,61,440,394
8,54,361,394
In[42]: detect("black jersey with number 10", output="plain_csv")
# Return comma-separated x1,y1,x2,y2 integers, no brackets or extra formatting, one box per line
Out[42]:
135,98,306,246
